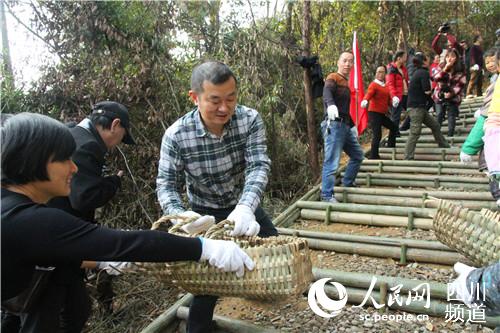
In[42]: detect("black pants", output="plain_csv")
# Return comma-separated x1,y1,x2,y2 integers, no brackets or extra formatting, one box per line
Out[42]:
187,205,278,333
2,267,91,333
435,102,459,137
368,112,396,159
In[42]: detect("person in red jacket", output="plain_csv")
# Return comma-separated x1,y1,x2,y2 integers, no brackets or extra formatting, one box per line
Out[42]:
361,66,396,159
386,50,409,136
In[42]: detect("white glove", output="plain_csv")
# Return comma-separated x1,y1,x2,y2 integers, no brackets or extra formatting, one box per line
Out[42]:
199,238,255,277
227,204,260,237
470,64,479,71
95,261,136,276
392,96,400,108
450,262,476,305
360,100,368,109
474,109,481,119
172,211,215,235
326,105,339,120
351,126,358,137
460,151,473,163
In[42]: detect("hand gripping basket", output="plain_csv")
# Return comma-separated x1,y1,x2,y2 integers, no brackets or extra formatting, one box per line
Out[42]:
141,216,313,300
432,200,500,266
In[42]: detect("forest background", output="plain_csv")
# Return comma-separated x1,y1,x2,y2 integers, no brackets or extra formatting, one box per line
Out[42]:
2,0,499,229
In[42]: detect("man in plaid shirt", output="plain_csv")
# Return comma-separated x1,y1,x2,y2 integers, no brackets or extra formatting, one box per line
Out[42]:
156,61,277,333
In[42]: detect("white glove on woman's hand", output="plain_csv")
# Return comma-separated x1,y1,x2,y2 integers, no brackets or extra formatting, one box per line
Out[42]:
227,205,260,237
95,261,136,276
351,126,358,138
199,238,255,277
460,151,473,163
470,64,480,71
172,211,215,234
450,262,476,305
474,109,481,119
326,105,339,120
392,96,400,108
360,100,368,109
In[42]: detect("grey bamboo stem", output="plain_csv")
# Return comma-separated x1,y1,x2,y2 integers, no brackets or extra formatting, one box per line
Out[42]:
361,159,477,169
278,227,451,251
333,186,492,200
140,294,193,333
396,136,466,143
176,306,280,333
379,147,462,155
300,209,433,229
296,201,434,218
360,165,482,176
352,172,488,184
352,178,487,191
332,193,497,210
303,237,464,264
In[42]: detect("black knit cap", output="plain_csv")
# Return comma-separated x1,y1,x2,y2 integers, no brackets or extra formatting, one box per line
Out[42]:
91,101,135,145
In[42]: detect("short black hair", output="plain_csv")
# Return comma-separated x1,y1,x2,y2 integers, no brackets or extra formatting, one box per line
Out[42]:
190,61,238,94
1,113,76,185
413,52,428,68
88,113,113,129
393,50,406,62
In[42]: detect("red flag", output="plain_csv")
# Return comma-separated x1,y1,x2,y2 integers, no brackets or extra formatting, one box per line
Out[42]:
349,31,368,135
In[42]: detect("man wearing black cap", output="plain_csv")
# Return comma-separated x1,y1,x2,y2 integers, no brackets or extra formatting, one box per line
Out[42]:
6,101,137,333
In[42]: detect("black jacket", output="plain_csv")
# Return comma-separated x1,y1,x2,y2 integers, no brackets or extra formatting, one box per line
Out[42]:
407,67,432,109
1,189,201,301
49,119,121,222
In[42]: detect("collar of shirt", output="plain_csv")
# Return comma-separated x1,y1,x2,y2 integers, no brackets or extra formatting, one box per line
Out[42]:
77,118,108,152
193,107,235,139
374,79,385,87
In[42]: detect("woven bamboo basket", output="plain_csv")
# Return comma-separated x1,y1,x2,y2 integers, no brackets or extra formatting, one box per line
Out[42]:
140,216,313,299
433,200,500,266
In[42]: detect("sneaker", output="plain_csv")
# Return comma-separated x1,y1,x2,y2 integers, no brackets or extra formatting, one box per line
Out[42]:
321,196,338,204
344,182,359,188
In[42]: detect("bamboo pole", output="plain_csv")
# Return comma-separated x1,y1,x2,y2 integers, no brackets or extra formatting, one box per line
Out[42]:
312,268,449,300
300,209,433,229
353,172,488,184
296,201,434,218
303,238,464,264
379,147,462,155
333,186,493,200
332,193,497,210
322,285,500,328
396,136,466,143
361,160,476,169
400,126,471,136
353,178,488,190
140,294,193,333
176,306,279,333
359,165,482,176
378,153,469,162
278,227,452,251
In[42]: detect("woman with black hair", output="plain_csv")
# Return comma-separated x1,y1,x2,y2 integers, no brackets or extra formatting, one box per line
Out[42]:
405,53,450,160
432,48,467,137
1,113,253,333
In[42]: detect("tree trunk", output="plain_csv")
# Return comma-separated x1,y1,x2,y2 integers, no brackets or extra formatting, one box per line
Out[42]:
302,0,320,179
1,0,15,90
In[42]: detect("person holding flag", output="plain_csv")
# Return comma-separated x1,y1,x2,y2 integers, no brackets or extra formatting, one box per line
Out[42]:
320,51,364,204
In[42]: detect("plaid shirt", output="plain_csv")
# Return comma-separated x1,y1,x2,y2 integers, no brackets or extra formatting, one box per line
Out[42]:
156,105,270,215
432,67,466,105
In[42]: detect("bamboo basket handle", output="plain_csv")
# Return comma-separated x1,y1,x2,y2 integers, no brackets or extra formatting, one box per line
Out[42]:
151,215,196,231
